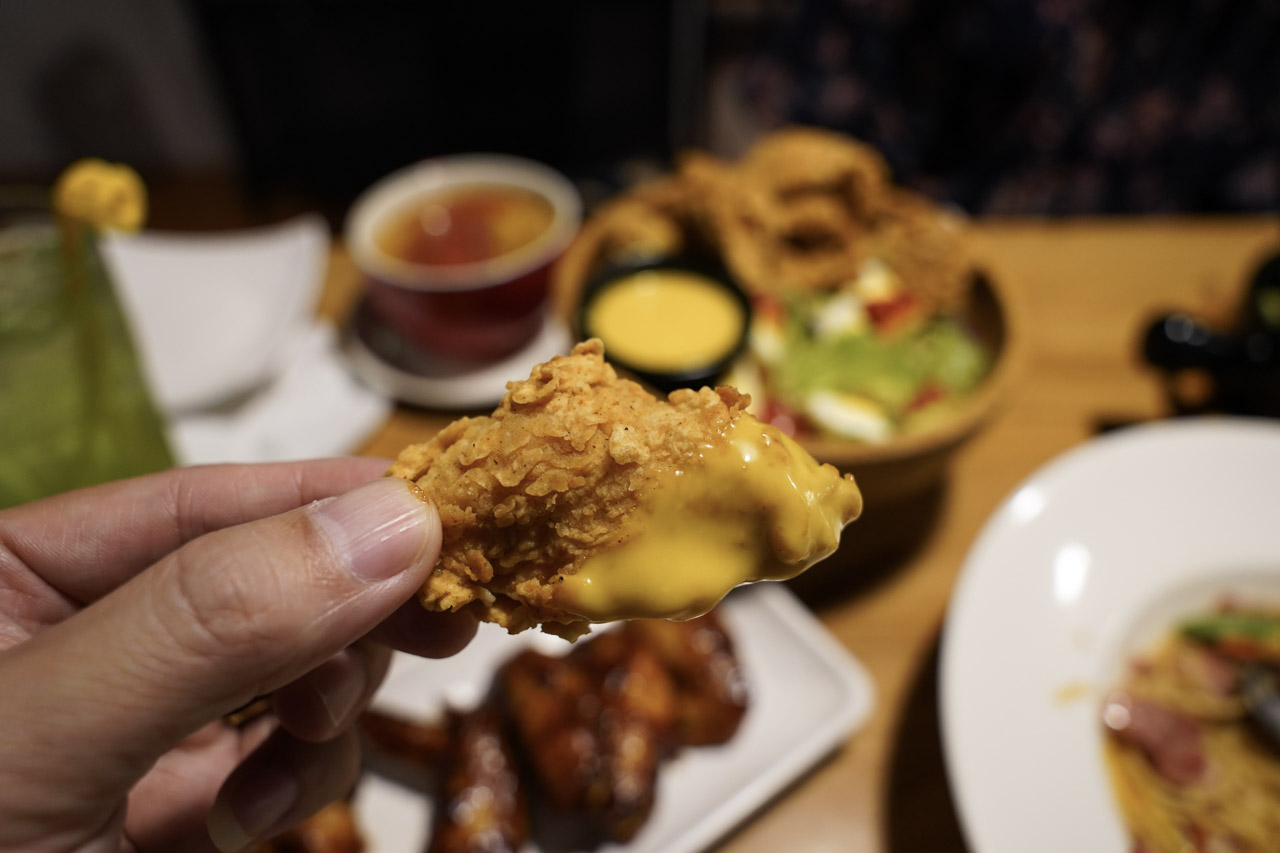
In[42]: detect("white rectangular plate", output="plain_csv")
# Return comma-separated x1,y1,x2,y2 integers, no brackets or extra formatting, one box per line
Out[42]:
355,582,875,852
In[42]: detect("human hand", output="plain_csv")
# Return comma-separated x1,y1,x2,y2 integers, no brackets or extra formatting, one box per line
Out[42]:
0,457,476,852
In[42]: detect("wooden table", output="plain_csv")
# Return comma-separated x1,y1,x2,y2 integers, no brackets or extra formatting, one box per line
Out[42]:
321,217,1280,852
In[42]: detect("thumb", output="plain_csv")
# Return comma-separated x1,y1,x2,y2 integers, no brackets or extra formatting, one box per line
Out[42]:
0,477,439,816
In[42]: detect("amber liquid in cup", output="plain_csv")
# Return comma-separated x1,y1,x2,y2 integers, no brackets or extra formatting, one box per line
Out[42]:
375,183,554,266
365,183,560,362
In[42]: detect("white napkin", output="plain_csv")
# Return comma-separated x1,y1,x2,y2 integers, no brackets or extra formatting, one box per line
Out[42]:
169,321,391,465
102,216,392,466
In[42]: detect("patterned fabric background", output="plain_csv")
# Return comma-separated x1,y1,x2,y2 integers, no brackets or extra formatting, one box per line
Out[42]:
721,0,1280,215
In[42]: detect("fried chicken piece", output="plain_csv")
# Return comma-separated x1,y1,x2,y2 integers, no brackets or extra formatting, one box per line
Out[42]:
358,709,448,771
866,188,973,313
388,340,862,639
674,149,740,245
551,176,693,319
499,630,678,843
736,126,890,219
625,611,749,746
554,190,684,290
426,704,530,853
597,199,684,262
693,127,890,294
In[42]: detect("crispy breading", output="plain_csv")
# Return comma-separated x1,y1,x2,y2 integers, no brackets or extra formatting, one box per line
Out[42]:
736,126,891,217
867,188,972,312
550,177,691,320
387,340,749,639
666,126,892,295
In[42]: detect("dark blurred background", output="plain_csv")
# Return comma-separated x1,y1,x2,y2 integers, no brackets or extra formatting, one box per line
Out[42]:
1,0,1277,230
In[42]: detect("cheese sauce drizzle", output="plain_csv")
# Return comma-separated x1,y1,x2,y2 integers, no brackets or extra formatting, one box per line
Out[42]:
555,416,862,622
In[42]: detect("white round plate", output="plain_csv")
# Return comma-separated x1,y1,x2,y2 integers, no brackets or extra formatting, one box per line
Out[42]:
940,417,1280,853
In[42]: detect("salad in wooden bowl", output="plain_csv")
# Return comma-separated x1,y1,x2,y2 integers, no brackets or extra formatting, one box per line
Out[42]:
553,127,1021,560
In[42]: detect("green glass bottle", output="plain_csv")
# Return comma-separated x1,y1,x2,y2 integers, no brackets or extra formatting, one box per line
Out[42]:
0,218,174,507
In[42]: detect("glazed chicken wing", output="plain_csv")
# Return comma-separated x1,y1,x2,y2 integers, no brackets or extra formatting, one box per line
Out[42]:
499,630,678,843
624,611,749,746
254,800,363,853
426,704,529,853
358,709,448,771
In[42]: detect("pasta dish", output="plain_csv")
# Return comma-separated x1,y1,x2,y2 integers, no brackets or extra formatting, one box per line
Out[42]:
1102,603,1280,852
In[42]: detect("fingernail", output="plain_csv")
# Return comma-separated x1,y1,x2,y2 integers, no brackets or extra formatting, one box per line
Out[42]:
208,763,298,852
312,478,435,582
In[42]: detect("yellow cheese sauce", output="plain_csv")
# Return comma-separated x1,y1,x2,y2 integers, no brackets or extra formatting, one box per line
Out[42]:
586,270,746,372
554,416,862,622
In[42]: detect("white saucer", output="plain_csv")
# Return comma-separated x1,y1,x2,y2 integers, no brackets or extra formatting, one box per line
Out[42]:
342,303,573,410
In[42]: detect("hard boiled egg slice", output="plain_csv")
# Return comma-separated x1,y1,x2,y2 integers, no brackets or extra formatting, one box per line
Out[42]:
811,290,868,340
805,390,893,444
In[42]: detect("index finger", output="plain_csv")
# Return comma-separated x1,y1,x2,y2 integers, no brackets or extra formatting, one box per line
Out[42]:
0,457,390,604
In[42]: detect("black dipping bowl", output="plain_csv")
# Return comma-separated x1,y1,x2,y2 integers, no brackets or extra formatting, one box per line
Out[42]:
575,256,753,393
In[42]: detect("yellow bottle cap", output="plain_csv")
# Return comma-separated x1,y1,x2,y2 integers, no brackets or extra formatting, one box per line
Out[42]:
53,158,148,232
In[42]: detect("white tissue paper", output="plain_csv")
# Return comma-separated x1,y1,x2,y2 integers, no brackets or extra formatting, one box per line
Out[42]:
101,215,391,466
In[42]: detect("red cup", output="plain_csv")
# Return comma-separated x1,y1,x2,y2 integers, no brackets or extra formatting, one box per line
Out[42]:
345,155,581,362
